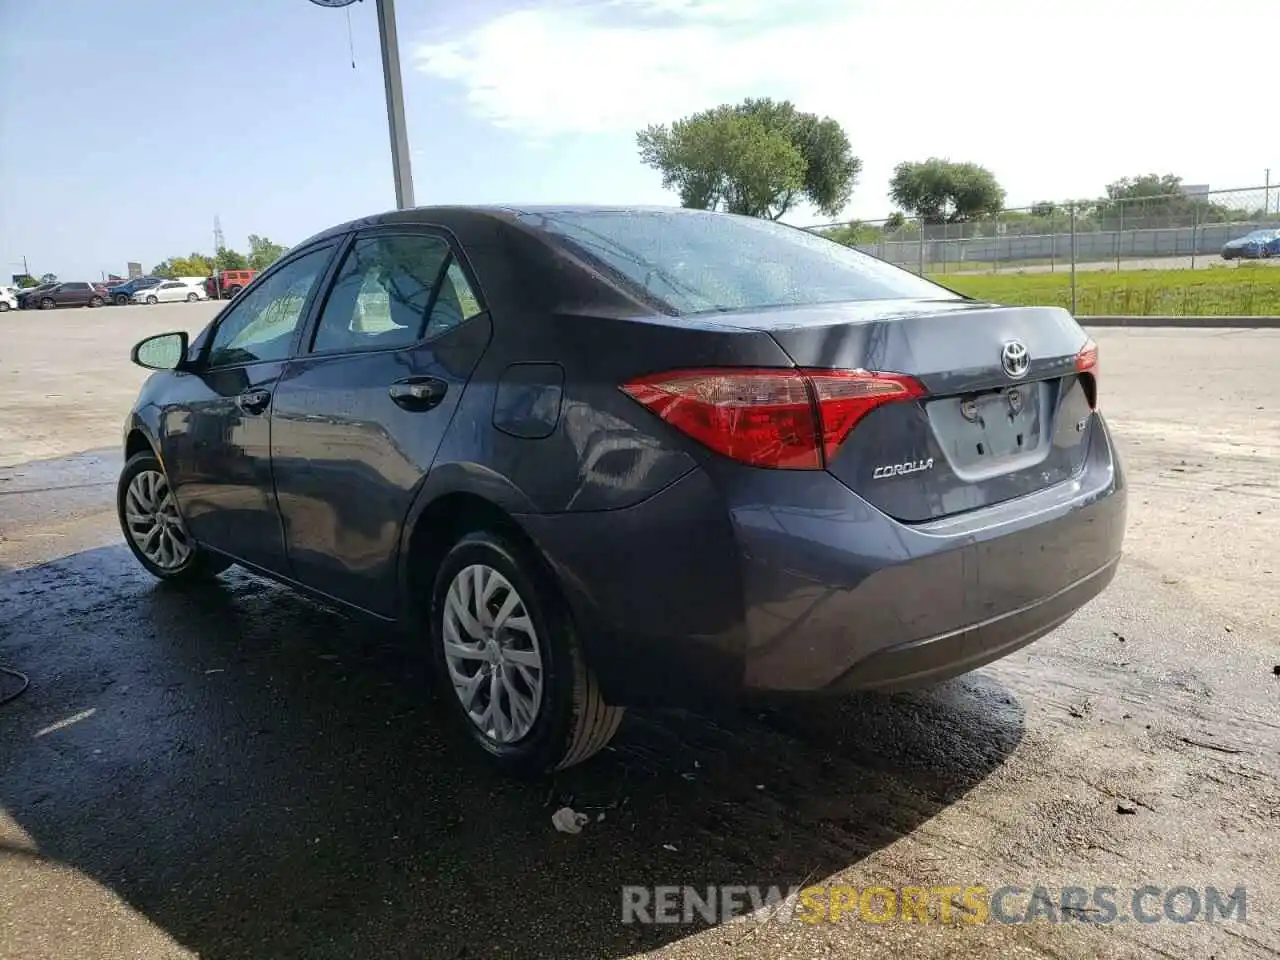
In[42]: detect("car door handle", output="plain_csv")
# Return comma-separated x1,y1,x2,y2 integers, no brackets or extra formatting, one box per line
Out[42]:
236,388,272,415
389,376,448,411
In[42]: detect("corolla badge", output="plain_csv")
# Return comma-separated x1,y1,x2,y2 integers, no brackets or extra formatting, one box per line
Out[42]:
873,458,935,479
1001,339,1030,379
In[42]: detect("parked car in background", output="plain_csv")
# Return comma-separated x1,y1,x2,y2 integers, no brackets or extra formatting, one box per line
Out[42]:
133,280,206,304
106,276,165,305
26,281,107,309
0,285,19,312
16,283,58,309
204,269,256,300
1221,229,1280,260
118,205,1125,777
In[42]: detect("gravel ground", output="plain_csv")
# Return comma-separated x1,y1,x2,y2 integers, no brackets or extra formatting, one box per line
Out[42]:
0,319,1277,960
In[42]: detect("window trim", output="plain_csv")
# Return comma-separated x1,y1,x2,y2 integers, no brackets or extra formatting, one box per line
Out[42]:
298,224,488,361
198,240,343,371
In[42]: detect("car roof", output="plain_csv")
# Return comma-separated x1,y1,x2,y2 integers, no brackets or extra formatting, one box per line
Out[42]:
292,204,712,249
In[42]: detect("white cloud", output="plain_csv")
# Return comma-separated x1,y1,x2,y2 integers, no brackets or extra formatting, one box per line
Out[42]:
412,0,1279,217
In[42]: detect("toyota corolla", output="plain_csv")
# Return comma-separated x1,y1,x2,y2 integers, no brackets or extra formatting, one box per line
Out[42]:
118,206,1126,777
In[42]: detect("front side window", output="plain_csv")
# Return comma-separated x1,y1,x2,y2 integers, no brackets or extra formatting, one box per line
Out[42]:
207,246,333,366
518,209,960,315
311,234,483,353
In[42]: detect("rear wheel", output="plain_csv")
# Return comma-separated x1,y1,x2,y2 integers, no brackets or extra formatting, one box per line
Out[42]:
117,452,231,582
186,292,198,302
0,302,9,312
226,285,242,299
429,530,623,778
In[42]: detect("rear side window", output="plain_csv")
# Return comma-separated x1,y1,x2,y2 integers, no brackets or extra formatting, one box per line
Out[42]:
310,234,483,354
518,209,959,315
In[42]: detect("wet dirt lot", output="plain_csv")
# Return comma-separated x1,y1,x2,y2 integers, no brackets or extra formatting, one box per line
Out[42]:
1,314,1278,960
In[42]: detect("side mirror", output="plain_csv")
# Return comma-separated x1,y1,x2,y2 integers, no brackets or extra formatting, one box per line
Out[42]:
131,331,189,371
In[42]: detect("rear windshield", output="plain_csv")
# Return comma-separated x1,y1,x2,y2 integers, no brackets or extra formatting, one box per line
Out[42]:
517,209,960,315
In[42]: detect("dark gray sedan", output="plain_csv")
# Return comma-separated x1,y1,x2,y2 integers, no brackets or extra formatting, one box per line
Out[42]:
118,205,1127,777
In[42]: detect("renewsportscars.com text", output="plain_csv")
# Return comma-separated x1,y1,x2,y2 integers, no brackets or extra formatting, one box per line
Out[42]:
621,884,1247,926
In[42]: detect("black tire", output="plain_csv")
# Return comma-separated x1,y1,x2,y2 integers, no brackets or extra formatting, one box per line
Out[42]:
146,295,158,305
0,302,9,312
114,294,129,305
117,451,232,582
89,296,103,308
40,298,54,310
428,530,624,778
186,292,198,302
1262,248,1273,259
226,285,242,299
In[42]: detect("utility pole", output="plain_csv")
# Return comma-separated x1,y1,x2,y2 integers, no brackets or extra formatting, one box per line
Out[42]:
1266,168,1272,216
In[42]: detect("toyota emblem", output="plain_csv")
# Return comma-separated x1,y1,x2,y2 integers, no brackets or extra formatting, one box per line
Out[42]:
1000,340,1030,379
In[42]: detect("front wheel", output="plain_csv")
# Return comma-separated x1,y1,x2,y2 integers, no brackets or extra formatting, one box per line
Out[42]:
117,452,232,582
89,296,103,308
114,294,129,305
40,298,54,309
146,295,158,305
429,531,624,778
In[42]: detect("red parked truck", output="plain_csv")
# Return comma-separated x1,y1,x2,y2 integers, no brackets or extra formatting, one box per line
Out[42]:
204,269,257,300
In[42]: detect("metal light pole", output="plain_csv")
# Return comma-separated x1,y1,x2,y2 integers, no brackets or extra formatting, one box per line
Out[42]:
376,0,415,209
310,0,415,209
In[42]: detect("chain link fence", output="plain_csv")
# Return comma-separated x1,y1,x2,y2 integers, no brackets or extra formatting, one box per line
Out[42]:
807,184,1280,314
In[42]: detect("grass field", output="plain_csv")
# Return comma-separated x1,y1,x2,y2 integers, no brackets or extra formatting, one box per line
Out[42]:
930,264,1280,316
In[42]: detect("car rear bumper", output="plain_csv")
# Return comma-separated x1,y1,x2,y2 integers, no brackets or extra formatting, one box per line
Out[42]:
521,414,1126,708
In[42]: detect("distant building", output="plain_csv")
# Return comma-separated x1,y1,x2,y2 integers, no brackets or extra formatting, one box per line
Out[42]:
127,261,143,279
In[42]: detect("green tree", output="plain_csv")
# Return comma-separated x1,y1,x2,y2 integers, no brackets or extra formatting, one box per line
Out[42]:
1105,173,1184,203
637,97,860,220
215,247,249,271
246,235,288,271
889,158,1006,223
885,211,907,230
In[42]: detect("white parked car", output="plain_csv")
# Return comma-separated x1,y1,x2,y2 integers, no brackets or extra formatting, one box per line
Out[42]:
0,285,19,312
132,280,207,304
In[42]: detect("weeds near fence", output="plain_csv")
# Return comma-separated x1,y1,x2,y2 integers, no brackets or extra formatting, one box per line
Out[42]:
932,265,1280,316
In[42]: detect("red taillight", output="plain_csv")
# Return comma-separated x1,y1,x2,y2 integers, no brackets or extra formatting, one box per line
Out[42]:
1075,337,1099,409
620,367,925,470
806,370,926,463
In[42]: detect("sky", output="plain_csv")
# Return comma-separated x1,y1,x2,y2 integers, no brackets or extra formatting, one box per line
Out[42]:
1,0,1276,281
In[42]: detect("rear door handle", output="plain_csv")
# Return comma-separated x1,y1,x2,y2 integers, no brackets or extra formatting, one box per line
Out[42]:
389,376,448,412
236,388,271,415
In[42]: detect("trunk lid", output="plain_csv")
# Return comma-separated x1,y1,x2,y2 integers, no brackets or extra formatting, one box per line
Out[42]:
720,299,1096,523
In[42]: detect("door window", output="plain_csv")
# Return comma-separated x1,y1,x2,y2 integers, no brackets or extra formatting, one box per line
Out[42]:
207,246,333,366
310,234,484,354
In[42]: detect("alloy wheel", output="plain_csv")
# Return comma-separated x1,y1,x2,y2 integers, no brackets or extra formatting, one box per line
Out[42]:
442,564,544,744
123,470,192,570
